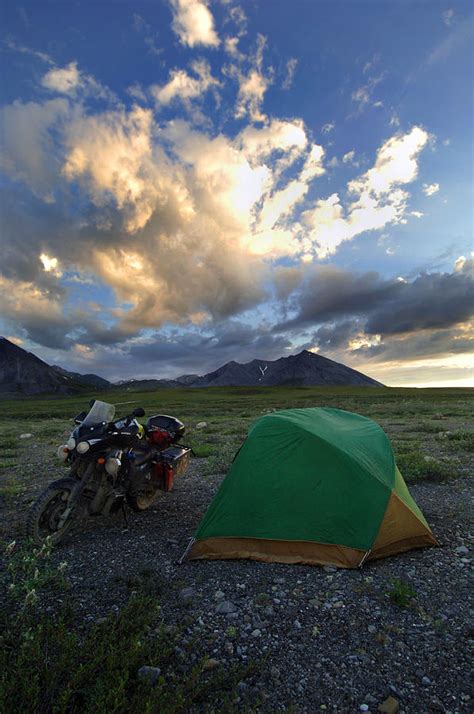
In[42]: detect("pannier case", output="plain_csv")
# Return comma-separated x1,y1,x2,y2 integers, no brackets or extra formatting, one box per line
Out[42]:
152,445,191,491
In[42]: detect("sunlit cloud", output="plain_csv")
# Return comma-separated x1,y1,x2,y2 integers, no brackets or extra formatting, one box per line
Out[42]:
302,127,429,257
170,0,220,48
40,253,62,277
423,182,440,196
151,60,221,107
41,62,81,94
1,3,470,388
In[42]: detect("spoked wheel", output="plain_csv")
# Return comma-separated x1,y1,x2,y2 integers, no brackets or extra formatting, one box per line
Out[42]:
26,479,78,546
126,486,158,512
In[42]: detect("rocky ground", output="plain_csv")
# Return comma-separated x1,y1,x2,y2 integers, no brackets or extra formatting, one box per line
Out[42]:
3,455,472,713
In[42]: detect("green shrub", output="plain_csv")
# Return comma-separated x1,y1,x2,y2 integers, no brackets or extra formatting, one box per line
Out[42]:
0,542,254,713
446,430,474,452
387,578,416,607
396,451,456,482
191,443,216,458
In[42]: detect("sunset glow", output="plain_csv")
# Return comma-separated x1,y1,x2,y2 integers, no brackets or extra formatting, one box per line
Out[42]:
1,0,472,385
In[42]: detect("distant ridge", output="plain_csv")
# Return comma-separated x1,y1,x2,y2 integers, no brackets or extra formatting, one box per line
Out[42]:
117,350,383,389
0,337,383,396
186,350,383,388
52,365,110,389
0,337,110,396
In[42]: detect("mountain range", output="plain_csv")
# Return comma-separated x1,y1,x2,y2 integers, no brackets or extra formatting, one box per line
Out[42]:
0,337,110,396
0,336,383,396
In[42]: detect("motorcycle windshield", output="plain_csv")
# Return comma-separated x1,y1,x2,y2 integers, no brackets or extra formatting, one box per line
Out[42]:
82,401,116,425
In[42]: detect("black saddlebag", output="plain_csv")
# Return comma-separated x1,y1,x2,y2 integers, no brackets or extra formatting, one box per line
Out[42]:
146,415,185,446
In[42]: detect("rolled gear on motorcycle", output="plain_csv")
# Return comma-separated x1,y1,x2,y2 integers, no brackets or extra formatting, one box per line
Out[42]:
26,400,191,546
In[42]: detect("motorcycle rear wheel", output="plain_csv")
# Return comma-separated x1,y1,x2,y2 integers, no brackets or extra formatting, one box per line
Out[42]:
26,478,78,546
126,486,158,512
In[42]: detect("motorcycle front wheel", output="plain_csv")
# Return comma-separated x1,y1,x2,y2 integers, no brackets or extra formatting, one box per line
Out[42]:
26,478,78,546
126,485,158,512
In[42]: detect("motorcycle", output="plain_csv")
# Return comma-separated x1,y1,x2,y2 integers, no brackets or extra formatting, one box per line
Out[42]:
26,400,191,546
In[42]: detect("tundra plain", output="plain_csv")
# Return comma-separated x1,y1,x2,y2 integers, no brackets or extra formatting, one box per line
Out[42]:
0,386,473,712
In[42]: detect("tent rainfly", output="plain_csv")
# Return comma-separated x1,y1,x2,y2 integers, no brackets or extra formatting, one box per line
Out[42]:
185,408,437,568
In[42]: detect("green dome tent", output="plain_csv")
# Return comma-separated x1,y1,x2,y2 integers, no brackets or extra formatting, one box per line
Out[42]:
187,408,437,568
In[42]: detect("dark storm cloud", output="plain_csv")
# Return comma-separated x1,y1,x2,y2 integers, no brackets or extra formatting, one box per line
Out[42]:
275,266,400,330
311,320,361,349
365,271,474,335
275,264,474,337
273,266,304,300
352,326,473,362
13,314,75,350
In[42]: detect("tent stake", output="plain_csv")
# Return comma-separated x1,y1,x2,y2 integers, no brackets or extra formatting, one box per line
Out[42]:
358,549,372,568
178,537,196,565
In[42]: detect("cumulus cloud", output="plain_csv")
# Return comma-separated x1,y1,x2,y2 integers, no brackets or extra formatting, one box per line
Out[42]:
0,37,448,376
41,62,81,94
1,94,434,340
40,61,114,101
302,127,430,257
0,98,69,201
224,36,243,58
229,34,273,122
151,60,221,107
252,143,325,254
237,118,307,161
423,182,440,196
0,274,70,349
454,255,474,275
62,106,158,233
40,253,62,277
170,0,220,47
342,150,359,166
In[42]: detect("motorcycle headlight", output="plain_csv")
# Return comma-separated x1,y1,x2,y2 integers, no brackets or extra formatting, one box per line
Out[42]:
105,457,121,476
57,444,69,461
77,441,90,454
67,437,76,450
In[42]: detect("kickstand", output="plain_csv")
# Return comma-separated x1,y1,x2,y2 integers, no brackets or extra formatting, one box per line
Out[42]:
121,501,129,531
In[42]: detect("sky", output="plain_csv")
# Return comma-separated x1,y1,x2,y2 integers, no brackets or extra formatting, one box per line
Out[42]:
0,0,473,387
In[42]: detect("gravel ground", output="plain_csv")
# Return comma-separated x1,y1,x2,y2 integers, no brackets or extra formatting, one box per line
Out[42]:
5,455,471,714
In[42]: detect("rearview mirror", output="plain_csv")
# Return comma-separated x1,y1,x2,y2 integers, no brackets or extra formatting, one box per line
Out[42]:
74,411,87,424
133,407,145,418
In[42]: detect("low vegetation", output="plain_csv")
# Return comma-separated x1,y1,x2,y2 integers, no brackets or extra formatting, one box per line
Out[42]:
387,577,417,608
0,385,472,708
0,540,253,712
